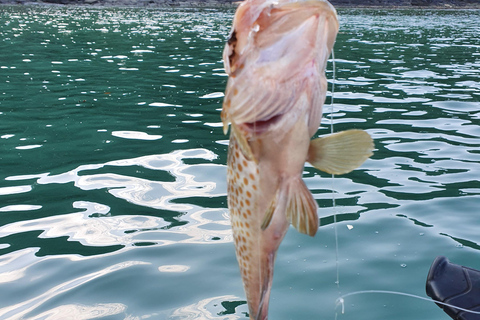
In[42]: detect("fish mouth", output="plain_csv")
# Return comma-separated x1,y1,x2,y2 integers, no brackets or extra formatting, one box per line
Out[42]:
243,114,283,135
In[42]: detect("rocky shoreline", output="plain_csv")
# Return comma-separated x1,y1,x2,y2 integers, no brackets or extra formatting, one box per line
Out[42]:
0,0,479,8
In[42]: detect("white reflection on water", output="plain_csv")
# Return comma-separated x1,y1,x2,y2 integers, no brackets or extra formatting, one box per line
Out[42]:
20,295,246,320
1,148,231,247
199,92,224,99
29,303,127,320
0,185,32,196
0,260,148,320
15,145,43,150
0,204,42,212
169,295,243,320
34,148,223,211
0,250,29,284
158,264,190,272
111,130,163,140
0,205,232,247
149,102,181,107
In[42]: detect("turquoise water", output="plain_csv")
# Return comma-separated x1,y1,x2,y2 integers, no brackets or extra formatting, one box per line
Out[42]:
0,5,479,320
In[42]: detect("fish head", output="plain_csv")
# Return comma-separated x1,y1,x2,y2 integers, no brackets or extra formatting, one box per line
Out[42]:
224,0,338,75
222,0,339,139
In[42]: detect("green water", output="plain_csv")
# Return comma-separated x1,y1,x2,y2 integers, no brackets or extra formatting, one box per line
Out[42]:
0,5,479,320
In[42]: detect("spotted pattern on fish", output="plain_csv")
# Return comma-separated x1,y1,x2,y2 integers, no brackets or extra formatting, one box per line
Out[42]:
227,135,259,293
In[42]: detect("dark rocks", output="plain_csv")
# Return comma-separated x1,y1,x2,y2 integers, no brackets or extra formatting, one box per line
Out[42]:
0,0,238,6
0,0,479,7
329,0,480,7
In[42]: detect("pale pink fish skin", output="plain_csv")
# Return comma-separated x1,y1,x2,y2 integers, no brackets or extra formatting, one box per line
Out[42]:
223,0,339,319
227,135,287,320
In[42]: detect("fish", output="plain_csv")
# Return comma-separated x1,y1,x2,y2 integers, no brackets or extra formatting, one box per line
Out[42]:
221,0,374,319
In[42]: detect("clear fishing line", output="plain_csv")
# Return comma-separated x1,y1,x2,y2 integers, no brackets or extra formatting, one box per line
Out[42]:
335,290,480,316
329,48,344,320
330,50,336,136
329,49,340,295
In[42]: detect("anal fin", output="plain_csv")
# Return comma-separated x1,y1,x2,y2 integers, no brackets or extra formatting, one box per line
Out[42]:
286,178,319,237
308,129,374,175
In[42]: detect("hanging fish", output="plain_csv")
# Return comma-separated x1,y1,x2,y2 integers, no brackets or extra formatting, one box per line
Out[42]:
221,0,374,319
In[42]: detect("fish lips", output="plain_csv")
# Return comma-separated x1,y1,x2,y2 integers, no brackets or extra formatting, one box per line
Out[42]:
241,113,284,136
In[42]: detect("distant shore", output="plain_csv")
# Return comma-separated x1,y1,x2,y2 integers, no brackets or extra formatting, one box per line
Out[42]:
1,0,479,8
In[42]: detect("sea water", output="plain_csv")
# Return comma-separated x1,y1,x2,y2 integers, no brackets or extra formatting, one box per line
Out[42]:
0,5,479,320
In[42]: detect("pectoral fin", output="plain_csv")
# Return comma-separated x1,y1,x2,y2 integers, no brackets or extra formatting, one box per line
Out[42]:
286,178,319,237
308,129,374,175
231,121,257,163
220,108,230,135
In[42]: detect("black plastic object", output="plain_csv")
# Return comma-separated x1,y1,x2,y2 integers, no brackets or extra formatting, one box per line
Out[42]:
426,256,480,320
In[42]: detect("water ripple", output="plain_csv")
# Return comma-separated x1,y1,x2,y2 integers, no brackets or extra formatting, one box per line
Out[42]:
0,257,147,320
1,149,230,253
0,6,479,320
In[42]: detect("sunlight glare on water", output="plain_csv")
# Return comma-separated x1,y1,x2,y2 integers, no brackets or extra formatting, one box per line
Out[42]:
0,5,479,320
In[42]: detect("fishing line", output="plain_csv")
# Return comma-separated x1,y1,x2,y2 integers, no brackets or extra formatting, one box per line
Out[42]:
335,290,480,316
329,49,340,294
329,50,336,136
329,48,346,320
